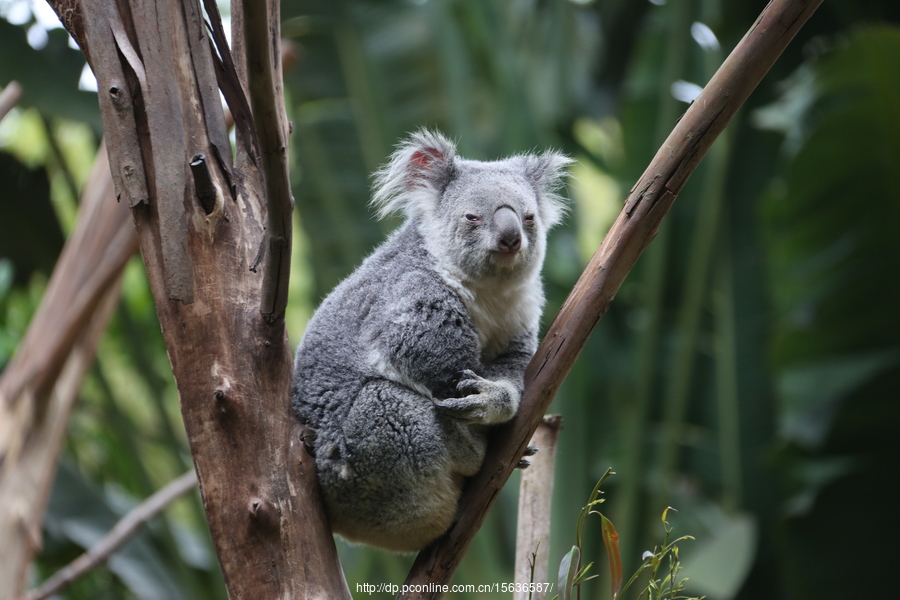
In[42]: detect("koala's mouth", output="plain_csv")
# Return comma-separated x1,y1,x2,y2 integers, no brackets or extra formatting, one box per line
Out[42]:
491,248,520,260
489,249,525,273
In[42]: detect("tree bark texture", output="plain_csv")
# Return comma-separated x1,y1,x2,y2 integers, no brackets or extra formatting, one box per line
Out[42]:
0,143,136,599
514,415,562,600
46,0,349,598
400,0,823,596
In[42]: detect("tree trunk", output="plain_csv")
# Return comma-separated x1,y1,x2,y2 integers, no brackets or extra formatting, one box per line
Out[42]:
46,0,349,597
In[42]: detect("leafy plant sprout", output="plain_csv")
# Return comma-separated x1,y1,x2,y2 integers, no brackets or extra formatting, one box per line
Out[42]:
555,469,704,600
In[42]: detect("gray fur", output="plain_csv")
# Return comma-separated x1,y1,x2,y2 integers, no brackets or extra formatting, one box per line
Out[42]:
292,129,571,552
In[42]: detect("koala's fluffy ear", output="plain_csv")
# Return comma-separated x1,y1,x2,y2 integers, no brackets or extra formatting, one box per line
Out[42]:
372,129,457,220
521,152,574,229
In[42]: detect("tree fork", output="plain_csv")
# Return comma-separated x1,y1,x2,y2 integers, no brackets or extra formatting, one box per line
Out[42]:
46,0,349,597
400,0,823,596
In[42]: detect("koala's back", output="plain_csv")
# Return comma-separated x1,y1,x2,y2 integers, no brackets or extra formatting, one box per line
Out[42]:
293,224,484,552
293,224,476,427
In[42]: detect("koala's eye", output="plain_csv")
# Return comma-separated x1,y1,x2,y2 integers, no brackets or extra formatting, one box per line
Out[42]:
524,213,536,224
464,213,481,223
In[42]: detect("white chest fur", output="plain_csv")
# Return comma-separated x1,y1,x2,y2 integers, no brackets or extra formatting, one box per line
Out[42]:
455,274,543,360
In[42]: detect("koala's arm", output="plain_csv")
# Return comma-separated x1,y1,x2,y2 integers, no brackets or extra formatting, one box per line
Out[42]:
482,332,537,393
434,331,536,425
364,273,482,398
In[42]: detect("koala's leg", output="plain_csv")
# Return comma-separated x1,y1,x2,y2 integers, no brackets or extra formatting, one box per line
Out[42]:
339,379,487,478
340,380,445,478
440,418,489,477
320,378,484,551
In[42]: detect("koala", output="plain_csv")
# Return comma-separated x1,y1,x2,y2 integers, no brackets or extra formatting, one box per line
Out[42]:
292,129,571,552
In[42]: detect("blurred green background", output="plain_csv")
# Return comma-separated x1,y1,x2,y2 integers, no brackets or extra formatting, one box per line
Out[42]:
2,0,899,598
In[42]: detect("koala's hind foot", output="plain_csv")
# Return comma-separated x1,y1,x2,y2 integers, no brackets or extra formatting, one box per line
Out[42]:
300,427,317,456
515,444,540,469
433,369,520,425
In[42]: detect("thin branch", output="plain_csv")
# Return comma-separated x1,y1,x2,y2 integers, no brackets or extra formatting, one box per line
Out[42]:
41,115,82,224
241,0,293,321
20,470,198,600
399,0,824,596
0,81,22,123
202,0,259,166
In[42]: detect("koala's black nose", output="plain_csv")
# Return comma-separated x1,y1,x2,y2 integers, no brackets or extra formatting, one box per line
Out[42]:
494,206,522,253
500,233,522,252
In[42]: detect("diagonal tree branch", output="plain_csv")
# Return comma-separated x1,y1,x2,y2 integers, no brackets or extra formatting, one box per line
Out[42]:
0,81,23,122
0,142,137,599
400,0,824,596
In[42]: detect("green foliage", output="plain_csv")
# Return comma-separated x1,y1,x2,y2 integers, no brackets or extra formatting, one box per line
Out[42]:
556,474,702,600
40,462,202,600
756,24,900,599
0,258,20,365
0,19,101,128
623,509,701,600
557,546,582,600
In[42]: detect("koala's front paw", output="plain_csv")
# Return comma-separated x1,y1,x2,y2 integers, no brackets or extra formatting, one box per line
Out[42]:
434,371,520,425
433,396,487,424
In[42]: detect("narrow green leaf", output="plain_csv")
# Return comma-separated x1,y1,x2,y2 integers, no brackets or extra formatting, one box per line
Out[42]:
602,515,623,599
576,562,595,583
558,546,581,600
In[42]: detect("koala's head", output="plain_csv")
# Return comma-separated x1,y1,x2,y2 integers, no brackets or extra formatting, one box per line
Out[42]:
372,129,572,282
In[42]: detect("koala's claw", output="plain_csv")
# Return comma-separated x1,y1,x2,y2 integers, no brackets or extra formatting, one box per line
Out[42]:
453,369,485,396
449,369,472,386
515,446,538,468
300,429,317,457
436,373,518,425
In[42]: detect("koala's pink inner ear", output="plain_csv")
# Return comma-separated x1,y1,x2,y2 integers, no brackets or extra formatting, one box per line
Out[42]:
410,147,444,170
406,147,446,190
